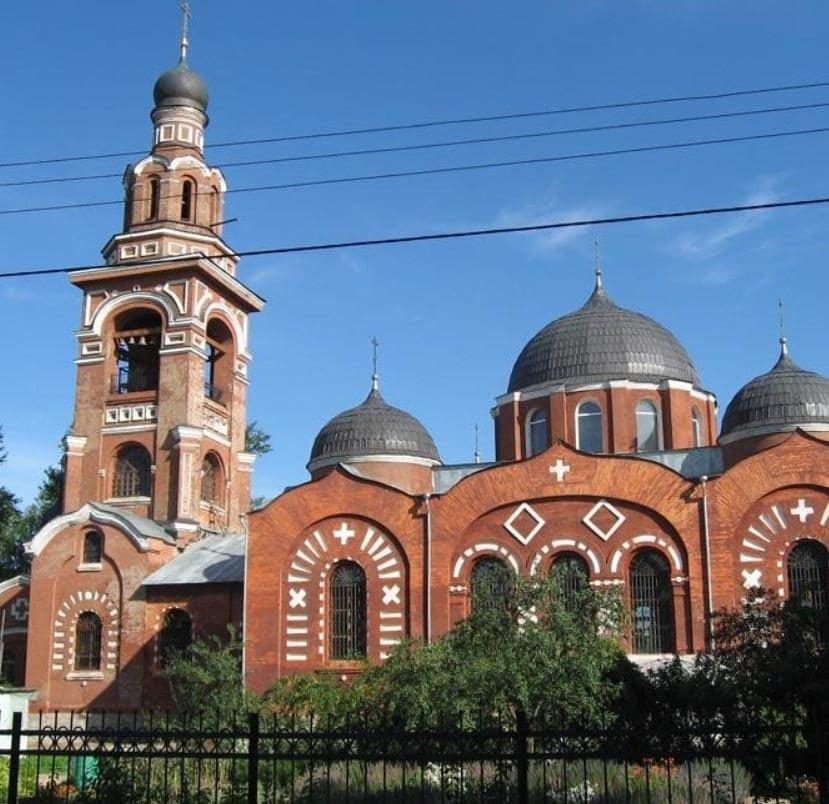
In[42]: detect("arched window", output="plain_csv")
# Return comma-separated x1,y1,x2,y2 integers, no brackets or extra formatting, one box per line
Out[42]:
181,179,195,222
83,531,103,564
158,608,193,668
147,177,160,221
330,562,367,660
576,401,603,453
201,454,222,504
203,318,234,403
630,550,675,654
471,556,512,612
75,612,102,671
691,408,703,448
788,541,829,610
636,400,660,453
551,552,590,605
527,409,549,457
113,308,162,394
112,445,152,498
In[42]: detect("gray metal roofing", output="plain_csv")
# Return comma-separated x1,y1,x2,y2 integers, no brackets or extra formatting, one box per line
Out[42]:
90,502,176,545
308,387,441,469
637,446,724,478
143,533,244,586
153,60,209,112
508,283,701,392
721,346,829,437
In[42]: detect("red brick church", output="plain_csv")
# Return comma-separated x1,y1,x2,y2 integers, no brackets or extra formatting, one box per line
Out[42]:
10,36,829,710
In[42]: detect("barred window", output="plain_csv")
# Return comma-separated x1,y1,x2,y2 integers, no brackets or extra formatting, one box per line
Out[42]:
330,562,367,660
201,454,221,504
75,612,102,671
159,609,193,668
630,550,675,654
527,409,549,457
471,556,512,612
83,531,103,564
551,552,589,604
112,445,152,498
788,541,829,610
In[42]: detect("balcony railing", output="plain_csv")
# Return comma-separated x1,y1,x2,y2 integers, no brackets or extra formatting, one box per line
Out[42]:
110,367,158,395
204,382,224,403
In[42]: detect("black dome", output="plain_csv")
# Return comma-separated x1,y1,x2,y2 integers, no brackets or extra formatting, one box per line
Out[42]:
508,278,700,392
721,342,829,440
308,386,441,472
153,60,209,113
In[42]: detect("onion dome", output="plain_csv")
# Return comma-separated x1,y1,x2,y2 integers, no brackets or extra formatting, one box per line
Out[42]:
508,271,700,392
308,382,441,473
153,58,209,113
721,339,829,440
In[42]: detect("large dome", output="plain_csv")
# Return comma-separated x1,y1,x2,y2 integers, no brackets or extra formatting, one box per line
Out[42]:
308,386,441,472
508,277,700,392
153,60,209,113
721,341,829,440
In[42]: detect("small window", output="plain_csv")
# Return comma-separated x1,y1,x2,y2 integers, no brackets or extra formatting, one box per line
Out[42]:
330,562,367,660
636,400,660,453
471,556,512,613
788,541,829,610
630,551,675,654
112,445,152,498
201,454,221,504
159,609,193,668
147,177,160,221
75,612,102,671
181,179,194,222
576,401,603,453
203,319,234,403
83,531,103,564
551,552,590,606
527,409,549,457
691,408,703,448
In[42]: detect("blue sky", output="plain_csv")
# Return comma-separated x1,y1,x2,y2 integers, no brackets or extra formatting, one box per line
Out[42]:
1,1,829,505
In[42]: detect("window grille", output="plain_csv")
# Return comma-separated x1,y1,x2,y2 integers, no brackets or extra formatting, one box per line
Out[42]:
159,609,193,668
75,612,102,671
551,552,589,605
330,562,367,660
83,531,103,564
788,541,829,610
471,556,512,612
527,409,549,457
630,550,675,654
113,445,152,498
577,402,603,453
201,455,220,504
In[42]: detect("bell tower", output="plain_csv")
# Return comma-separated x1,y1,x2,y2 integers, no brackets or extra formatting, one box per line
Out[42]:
62,11,265,540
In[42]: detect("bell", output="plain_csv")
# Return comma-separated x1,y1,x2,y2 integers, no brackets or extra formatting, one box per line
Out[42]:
138,336,147,346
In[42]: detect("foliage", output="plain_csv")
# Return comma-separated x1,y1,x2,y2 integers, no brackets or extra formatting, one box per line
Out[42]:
244,421,272,456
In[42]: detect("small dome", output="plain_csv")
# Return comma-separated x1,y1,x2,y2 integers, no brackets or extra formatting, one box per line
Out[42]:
721,341,829,440
508,277,700,392
308,387,441,472
153,60,209,113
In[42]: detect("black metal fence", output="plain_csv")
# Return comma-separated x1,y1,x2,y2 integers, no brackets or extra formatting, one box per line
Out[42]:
0,710,821,803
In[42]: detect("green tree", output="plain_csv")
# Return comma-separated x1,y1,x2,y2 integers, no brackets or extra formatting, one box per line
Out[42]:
244,421,272,456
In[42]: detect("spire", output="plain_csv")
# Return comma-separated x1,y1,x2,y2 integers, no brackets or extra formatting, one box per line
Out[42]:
594,238,603,290
473,423,481,464
179,1,192,63
371,336,380,391
778,297,788,357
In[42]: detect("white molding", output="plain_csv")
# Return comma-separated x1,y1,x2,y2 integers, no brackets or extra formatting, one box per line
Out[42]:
0,576,29,596
64,436,87,456
719,422,829,444
171,425,203,443
308,454,441,473
87,291,179,335
101,424,158,435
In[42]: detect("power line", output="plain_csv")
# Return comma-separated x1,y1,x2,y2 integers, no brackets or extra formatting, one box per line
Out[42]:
2,125,828,217
1,78,827,169
2,195,827,279
4,99,829,189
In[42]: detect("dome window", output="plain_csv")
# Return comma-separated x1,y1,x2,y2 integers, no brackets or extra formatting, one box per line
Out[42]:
181,179,195,222
147,177,160,222
576,401,603,454
526,409,549,457
636,401,661,453
691,408,703,447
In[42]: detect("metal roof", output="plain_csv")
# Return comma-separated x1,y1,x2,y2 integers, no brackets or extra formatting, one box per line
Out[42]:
153,59,209,112
308,386,441,472
508,279,700,392
91,503,176,545
721,342,829,439
143,533,244,586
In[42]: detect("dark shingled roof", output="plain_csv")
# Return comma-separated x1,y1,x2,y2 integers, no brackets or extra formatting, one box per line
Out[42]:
721,341,829,439
153,59,209,113
308,386,440,472
508,279,701,392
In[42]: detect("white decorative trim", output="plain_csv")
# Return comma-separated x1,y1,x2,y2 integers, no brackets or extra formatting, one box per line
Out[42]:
530,539,601,575
309,454,441,473
582,500,626,541
719,422,829,444
452,542,521,579
503,502,546,546
0,576,29,596
64,436,87,457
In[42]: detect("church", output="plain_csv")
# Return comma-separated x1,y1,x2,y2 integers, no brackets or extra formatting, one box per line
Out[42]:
7,32,829,711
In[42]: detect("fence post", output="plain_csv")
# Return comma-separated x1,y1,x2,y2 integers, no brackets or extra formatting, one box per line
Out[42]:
7,711,21,804
247,712,260,804
516,709,529,804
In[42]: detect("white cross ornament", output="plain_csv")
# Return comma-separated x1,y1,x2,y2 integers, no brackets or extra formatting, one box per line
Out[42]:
289,588,307,609
742,569,762,589
333,522,356,546
790,498,814,524
382,585,401,605
549,459,571,482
